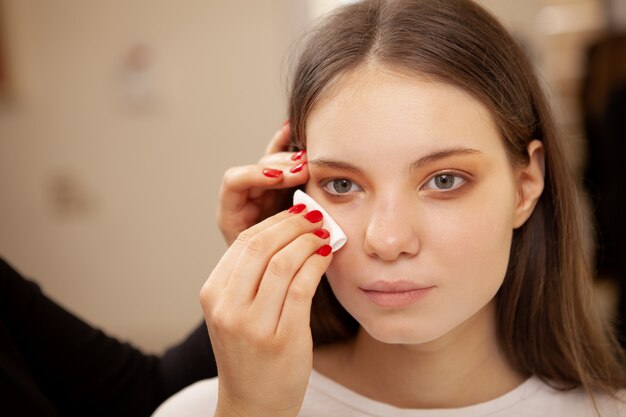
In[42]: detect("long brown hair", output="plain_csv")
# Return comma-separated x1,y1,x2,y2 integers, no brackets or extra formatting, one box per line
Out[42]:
286,0,625,397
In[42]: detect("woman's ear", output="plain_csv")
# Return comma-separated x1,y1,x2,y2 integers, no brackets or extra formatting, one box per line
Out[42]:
513,139,545,229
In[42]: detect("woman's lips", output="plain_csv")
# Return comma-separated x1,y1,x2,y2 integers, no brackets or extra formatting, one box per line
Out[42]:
360,281,435,307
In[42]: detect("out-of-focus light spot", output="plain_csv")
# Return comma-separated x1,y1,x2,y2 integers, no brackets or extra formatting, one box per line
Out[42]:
536,2,606,35
117,43,160,114
307,0,362,22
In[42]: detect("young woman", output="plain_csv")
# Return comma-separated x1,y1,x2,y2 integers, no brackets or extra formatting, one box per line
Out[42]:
154,0,626,416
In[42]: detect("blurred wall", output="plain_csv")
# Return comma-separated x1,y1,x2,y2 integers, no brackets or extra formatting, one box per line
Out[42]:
0,0,305,352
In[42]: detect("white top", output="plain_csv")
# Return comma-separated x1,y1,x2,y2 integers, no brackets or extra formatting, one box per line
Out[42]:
153,370,625,417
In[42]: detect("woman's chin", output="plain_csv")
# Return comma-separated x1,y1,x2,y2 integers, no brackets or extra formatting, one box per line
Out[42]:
360,318,449,345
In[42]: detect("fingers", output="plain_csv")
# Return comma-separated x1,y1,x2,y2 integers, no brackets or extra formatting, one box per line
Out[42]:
219,165,283,214
219,121,307,213
219,155,308,210
202,202,332,364
217,131,309,248
264,121,291,155
261,121,307,173
247,162,308,199
257,151,305,167
223,209,325,309
203,209,296,298
250,229,331,332
258,122,308,190
277,249,333,337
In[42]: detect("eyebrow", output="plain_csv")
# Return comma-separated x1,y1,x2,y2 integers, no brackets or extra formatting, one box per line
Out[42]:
308,147,482,174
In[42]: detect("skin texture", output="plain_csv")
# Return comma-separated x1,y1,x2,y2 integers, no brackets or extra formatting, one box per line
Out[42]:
305,65,545,408
207,63,545,415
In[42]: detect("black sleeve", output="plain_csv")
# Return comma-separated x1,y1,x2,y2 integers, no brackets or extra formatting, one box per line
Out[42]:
0,258,217,417
604,86,626,346
159,319,218,396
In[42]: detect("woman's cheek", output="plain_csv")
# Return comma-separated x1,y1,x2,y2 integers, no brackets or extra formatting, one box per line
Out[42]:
431,201,514,296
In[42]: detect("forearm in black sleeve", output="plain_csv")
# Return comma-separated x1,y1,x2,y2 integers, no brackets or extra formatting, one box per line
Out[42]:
1,258,216,416
159,320,218,396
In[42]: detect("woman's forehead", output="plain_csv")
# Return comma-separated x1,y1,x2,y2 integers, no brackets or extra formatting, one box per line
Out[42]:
305,66,502,160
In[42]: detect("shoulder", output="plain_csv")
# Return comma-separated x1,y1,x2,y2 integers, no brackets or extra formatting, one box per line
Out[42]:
152,377,218,417
303,372,626,417
151,372,353,417
520,379,626,417
595,388,626,417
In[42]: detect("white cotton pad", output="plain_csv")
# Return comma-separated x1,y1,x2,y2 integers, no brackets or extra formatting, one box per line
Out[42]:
293,190,347,252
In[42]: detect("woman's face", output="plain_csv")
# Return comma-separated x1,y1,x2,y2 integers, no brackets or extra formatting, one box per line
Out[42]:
304,66,521,345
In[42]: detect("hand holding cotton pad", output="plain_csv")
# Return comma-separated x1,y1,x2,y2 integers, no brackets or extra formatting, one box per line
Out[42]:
293,190,347,252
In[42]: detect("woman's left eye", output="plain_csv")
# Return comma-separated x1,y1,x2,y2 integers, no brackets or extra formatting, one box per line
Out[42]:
322,178,363,195
423,173,466,191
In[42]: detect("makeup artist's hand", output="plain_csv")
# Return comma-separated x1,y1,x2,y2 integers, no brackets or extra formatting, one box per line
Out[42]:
217,121,308,246
200,207,332,417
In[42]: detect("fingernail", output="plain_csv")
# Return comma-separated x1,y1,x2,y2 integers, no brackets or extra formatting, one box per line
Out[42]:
313,229,330,239
288,203,306,214
290,161,307,174
263,168,283,178
291,150,306,161
304,210,323,223
316,244,332,256
282,119,289,127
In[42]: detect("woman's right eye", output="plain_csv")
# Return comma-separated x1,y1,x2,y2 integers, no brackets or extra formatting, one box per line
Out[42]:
322,178,363,196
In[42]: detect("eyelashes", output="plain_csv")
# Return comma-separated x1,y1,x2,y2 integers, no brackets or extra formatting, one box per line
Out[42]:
422,172,467,191
321,179,363,196
319,171,470,199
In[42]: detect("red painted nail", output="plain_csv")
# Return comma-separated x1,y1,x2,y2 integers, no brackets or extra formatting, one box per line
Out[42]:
291,150,307,161
263,168,283,178
304,210,323,223
316,244,332,256
282,119,289,127
288,203,306,214
313,229,330,239
290,161,307,174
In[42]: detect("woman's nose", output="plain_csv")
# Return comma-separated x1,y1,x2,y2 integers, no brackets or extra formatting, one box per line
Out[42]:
363,197,420,261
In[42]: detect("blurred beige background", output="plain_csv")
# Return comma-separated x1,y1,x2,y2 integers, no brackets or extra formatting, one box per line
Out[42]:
0,0,621,353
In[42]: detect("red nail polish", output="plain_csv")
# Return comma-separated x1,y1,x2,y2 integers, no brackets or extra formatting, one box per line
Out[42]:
313,229,330,239
291,150,307,161
290,161,307,174
263,168,283,178
282,119,289,127
316,244,332,256
288,203,306,214
304,210,323,223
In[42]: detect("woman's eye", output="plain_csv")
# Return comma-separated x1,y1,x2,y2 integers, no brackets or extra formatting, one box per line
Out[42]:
322,179,362,195
423,173,466,191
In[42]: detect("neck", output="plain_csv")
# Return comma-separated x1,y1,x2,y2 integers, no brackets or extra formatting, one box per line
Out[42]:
314,301,526,408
